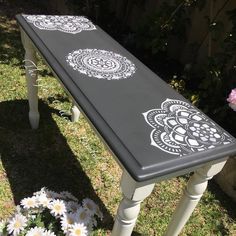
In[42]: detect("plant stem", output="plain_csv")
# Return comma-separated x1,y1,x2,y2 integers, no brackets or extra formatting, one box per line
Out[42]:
162,1,185,29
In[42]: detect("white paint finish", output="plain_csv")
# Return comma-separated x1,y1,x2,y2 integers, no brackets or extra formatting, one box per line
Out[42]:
111,171,155,236
120,171,155,201
143,99,233,156
71,103,80,122
66,49,136,80
20,29,40,129
23,15,96,34
164,158,227,236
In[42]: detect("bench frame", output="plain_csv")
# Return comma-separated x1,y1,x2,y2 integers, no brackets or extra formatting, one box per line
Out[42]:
20,28,227,236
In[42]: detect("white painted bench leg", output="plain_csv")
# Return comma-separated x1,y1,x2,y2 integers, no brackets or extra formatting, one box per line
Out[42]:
111,171,155,236
20,29,40,129
164,158,227,236
71,102,80,122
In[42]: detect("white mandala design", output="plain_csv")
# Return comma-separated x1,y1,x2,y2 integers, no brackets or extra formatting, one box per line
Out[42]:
143,99,233,156
23,15,96,34
66,49,136,80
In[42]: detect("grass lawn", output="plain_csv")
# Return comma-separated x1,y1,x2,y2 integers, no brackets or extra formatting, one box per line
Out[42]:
0,1,236,235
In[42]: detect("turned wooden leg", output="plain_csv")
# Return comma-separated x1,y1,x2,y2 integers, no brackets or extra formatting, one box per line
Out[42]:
20,29,39,129
111,171,155,236
164,158,227,236
71,101,80,122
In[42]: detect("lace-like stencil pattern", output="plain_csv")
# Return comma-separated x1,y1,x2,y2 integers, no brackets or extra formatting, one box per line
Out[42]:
23,15,96,34
66,49,136,80
143,99,233,156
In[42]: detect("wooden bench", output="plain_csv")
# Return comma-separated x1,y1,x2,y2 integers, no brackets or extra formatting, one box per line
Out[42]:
16,14,236,236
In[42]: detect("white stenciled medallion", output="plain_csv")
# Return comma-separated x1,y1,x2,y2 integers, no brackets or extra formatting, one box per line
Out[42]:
66,49,136,80
23,15,96,34
143,99,233,156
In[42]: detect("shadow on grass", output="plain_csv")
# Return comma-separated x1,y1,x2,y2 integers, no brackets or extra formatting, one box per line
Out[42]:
0,99,114,231
0,18,24,66
178,173,236,222
208,180,236,220
0,2,144,232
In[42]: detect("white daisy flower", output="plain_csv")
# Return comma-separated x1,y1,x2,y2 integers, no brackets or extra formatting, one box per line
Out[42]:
60,191,78,201
21,196,38,209
33,187,47,196
69,223,88,236
82,199,97,216
66,201,81,213
25,226,45,236
74,207,91,225
7,214,27,236
37,193,51,208
60,212,76,233
49,199,66,216
44,229,56,236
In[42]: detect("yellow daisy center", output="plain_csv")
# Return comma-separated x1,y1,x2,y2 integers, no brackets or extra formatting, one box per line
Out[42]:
33,233,41,236
54,205,61,211
13,221,21,229
75,229,81,236
27,200,34,206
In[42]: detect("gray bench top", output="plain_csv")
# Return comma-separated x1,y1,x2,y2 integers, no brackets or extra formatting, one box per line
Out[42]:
16,14,236,182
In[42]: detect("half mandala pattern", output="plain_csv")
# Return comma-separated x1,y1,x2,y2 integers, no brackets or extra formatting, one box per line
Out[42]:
23,15,96,34
143,99,233,156
66,49,136,80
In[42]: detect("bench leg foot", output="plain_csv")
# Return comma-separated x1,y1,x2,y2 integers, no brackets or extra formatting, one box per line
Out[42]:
21,29,40,129
111,171,155,236
71,102,80,122
164,158,227,236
